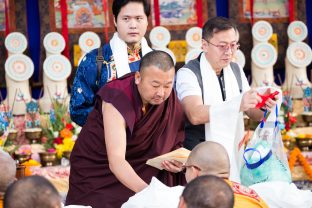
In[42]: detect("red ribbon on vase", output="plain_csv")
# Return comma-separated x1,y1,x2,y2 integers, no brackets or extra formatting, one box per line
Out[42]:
196,0,203,27
102,0,109,43
153,0,160,26
288,0,295,22
4,0,10,36
60,0,70,59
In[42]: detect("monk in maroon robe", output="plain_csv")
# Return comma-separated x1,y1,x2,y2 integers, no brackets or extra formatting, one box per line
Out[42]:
66,51,185,208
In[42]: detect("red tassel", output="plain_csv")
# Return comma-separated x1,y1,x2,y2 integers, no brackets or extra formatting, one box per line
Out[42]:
4,0,10,36
196,0,203,28
250,0,254,25
60,0,70,59
154,0,160,26
289,0,295,22
102,0,109,43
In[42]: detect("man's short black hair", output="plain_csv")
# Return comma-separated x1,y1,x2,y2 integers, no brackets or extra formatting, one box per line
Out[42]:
139,50,174,73
182,175,234,208
112,0,150,21
202,16,238,41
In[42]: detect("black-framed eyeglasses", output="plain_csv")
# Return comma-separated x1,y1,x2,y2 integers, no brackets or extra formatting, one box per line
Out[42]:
204,39,240,52
181,164,201,174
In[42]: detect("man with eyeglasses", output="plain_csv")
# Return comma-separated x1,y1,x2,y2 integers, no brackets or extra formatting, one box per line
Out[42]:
175,17,277,182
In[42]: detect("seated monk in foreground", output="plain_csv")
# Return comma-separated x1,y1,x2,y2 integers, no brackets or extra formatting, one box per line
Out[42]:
123,141,268,208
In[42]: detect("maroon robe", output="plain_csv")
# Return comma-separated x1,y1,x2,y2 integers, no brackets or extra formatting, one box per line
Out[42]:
66,73,185,208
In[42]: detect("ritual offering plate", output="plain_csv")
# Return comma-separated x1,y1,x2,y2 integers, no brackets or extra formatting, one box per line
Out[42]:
5,54,34,81
79,31,101,53
7,129,18,141
39,152,57,167
43,54,71,81
5,32,28,54
296,137,312,151
62,151,71,160
43,32,65,54
286,42,312,68
15,153,31,164
186,27,202,49
301,112,312,124
287,21,308,42
251,42,277,68
149,26,171,48
24,128,42,144
252,20,273,42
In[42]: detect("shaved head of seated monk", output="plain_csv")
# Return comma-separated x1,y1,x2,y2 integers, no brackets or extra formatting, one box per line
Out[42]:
183,141,230,182
4,175,61,208
179,175,234,208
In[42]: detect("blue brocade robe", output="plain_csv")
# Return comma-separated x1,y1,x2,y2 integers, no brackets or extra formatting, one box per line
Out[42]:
69,43,141,126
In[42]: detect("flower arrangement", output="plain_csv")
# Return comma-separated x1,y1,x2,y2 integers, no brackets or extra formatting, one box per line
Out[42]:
41,100,80,159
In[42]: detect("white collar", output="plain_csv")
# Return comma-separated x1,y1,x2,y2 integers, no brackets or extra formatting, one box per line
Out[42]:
110,32,152,77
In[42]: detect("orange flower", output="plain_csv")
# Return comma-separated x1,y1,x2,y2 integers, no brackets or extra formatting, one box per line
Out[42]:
22,159,41,176
288,147,312,180
60,128,73,138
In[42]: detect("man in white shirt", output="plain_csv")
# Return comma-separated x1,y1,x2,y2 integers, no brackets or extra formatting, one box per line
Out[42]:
175,17,277,182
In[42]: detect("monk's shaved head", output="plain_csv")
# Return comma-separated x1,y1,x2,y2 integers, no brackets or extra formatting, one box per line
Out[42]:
187,141,230,178
139,50,174,73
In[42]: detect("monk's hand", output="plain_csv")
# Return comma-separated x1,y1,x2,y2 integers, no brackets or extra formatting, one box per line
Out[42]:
240,89,262,112
161,160,184,173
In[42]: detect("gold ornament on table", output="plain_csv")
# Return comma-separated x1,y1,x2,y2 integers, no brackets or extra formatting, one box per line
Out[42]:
15,153,31,164
7,129,18,141
24,128,42,144
39,151,57,167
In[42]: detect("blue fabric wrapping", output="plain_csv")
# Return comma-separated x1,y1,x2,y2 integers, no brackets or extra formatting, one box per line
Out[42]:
216,0,229,18
26,0,41,83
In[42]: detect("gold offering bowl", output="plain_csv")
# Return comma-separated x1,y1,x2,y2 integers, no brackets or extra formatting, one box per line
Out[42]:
283,139,296,150
39,152,57,167
7,129,18,141
301,112,312,125
62,151,71,160
24,128,42,144
15,153,31,164
296,137,312,151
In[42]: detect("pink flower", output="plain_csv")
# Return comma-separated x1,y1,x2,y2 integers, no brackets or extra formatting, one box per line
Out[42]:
47,148,56,153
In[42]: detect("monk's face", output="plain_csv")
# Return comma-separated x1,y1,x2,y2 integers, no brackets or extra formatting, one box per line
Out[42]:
114,2,148,47
202,28,239,72
135,66,175,105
